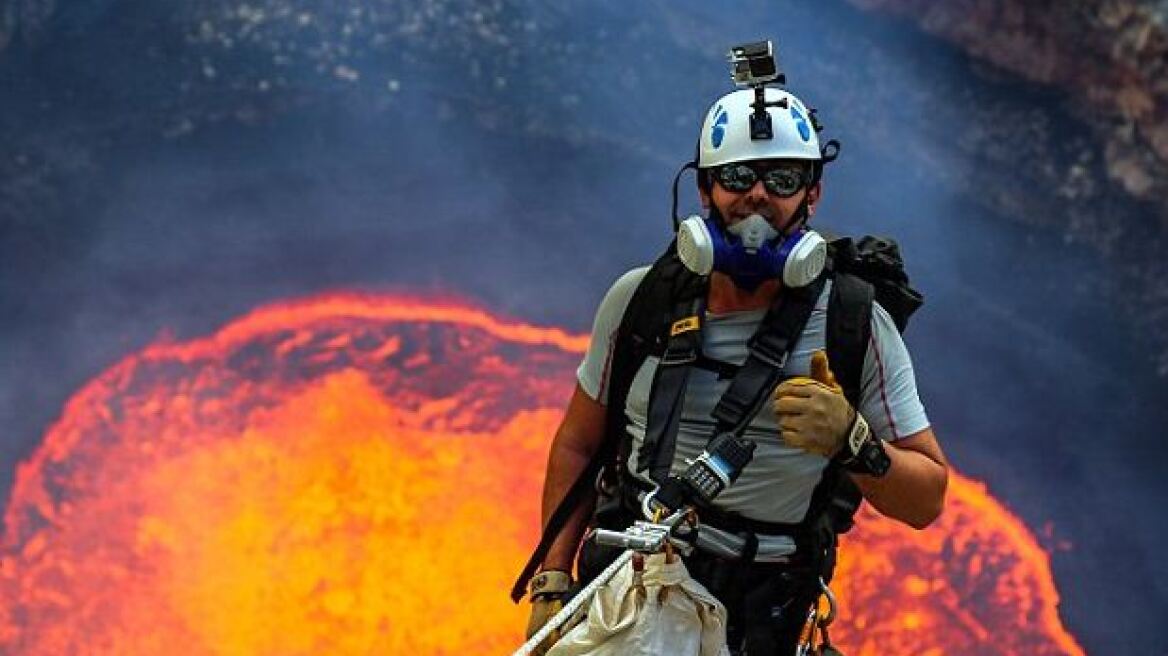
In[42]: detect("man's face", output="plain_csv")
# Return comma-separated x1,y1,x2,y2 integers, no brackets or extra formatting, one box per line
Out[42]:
700,159,822,234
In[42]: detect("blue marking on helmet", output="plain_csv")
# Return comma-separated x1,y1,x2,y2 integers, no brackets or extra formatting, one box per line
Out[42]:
711,105,729,149
790,106,811,142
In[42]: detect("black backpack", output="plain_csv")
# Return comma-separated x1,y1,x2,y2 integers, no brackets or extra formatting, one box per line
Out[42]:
511,234,922,602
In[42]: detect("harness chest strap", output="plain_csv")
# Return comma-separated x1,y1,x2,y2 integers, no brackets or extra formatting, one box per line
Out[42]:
635,274,827,488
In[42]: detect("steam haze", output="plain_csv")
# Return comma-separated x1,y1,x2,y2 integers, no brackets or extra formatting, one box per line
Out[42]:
1,0,1165,652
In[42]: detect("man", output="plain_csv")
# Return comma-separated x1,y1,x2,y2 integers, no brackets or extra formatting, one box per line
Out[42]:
523,79,949,655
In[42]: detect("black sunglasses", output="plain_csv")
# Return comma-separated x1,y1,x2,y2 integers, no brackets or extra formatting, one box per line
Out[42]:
712,162,809,197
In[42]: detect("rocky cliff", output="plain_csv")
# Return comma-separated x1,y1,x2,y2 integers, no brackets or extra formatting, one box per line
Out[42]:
850,0,1167,212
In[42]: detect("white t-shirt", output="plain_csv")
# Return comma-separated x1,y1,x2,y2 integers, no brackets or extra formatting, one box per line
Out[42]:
577,267,930,524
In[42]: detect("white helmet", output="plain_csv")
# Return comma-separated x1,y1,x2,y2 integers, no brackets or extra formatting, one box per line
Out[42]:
698,87,822,168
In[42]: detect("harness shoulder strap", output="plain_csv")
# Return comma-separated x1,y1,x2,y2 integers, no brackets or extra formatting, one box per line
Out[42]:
710,276,827,434
638,293,704,482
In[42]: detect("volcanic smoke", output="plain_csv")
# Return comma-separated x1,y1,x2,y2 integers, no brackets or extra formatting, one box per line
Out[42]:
0,294,1085,655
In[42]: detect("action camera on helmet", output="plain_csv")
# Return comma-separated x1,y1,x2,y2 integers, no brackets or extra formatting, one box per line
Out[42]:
728,41,785,88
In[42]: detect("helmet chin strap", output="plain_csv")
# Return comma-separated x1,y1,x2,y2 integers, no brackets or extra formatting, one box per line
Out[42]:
707,203,728,228
784,192,813,235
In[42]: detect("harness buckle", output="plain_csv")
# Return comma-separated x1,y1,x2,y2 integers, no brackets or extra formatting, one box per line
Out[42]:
660,345,698,366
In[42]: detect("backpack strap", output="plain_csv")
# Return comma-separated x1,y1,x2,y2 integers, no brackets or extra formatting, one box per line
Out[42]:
806,239,915,557
825,271,874,407
788,270,876,580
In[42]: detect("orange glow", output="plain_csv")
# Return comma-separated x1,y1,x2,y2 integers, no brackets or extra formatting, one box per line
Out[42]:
833,476,1086,656
0,293,1085,655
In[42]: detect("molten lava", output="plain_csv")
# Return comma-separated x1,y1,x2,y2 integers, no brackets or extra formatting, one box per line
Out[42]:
0,293,1084,655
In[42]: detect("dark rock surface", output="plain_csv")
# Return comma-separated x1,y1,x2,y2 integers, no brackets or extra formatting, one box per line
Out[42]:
850,0,1167,205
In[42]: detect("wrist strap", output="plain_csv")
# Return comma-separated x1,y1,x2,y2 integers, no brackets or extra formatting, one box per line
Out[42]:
530,569,573,600
841,411,871,460
837,412,891,477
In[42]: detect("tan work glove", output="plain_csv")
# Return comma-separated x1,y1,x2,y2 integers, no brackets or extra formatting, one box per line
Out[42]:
773,350,858,457
525,569,573,654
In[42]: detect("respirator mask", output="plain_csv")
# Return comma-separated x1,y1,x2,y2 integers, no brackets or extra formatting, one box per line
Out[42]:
676,211,826,290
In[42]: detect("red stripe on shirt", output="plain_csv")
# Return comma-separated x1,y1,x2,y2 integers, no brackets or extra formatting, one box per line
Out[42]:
870,332,899,439
596,328,618,403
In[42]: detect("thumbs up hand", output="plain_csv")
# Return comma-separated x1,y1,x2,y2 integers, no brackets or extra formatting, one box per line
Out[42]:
772,351,856,457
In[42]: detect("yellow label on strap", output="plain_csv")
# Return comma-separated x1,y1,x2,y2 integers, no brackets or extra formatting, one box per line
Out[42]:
670,316,701,337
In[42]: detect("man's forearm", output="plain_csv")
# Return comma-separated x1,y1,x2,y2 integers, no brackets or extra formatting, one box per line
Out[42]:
538,436,599,572
533,385,609,574
851,429,947,530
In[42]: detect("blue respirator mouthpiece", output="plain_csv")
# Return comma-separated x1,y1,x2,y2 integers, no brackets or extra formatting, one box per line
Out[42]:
676,214,826,290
